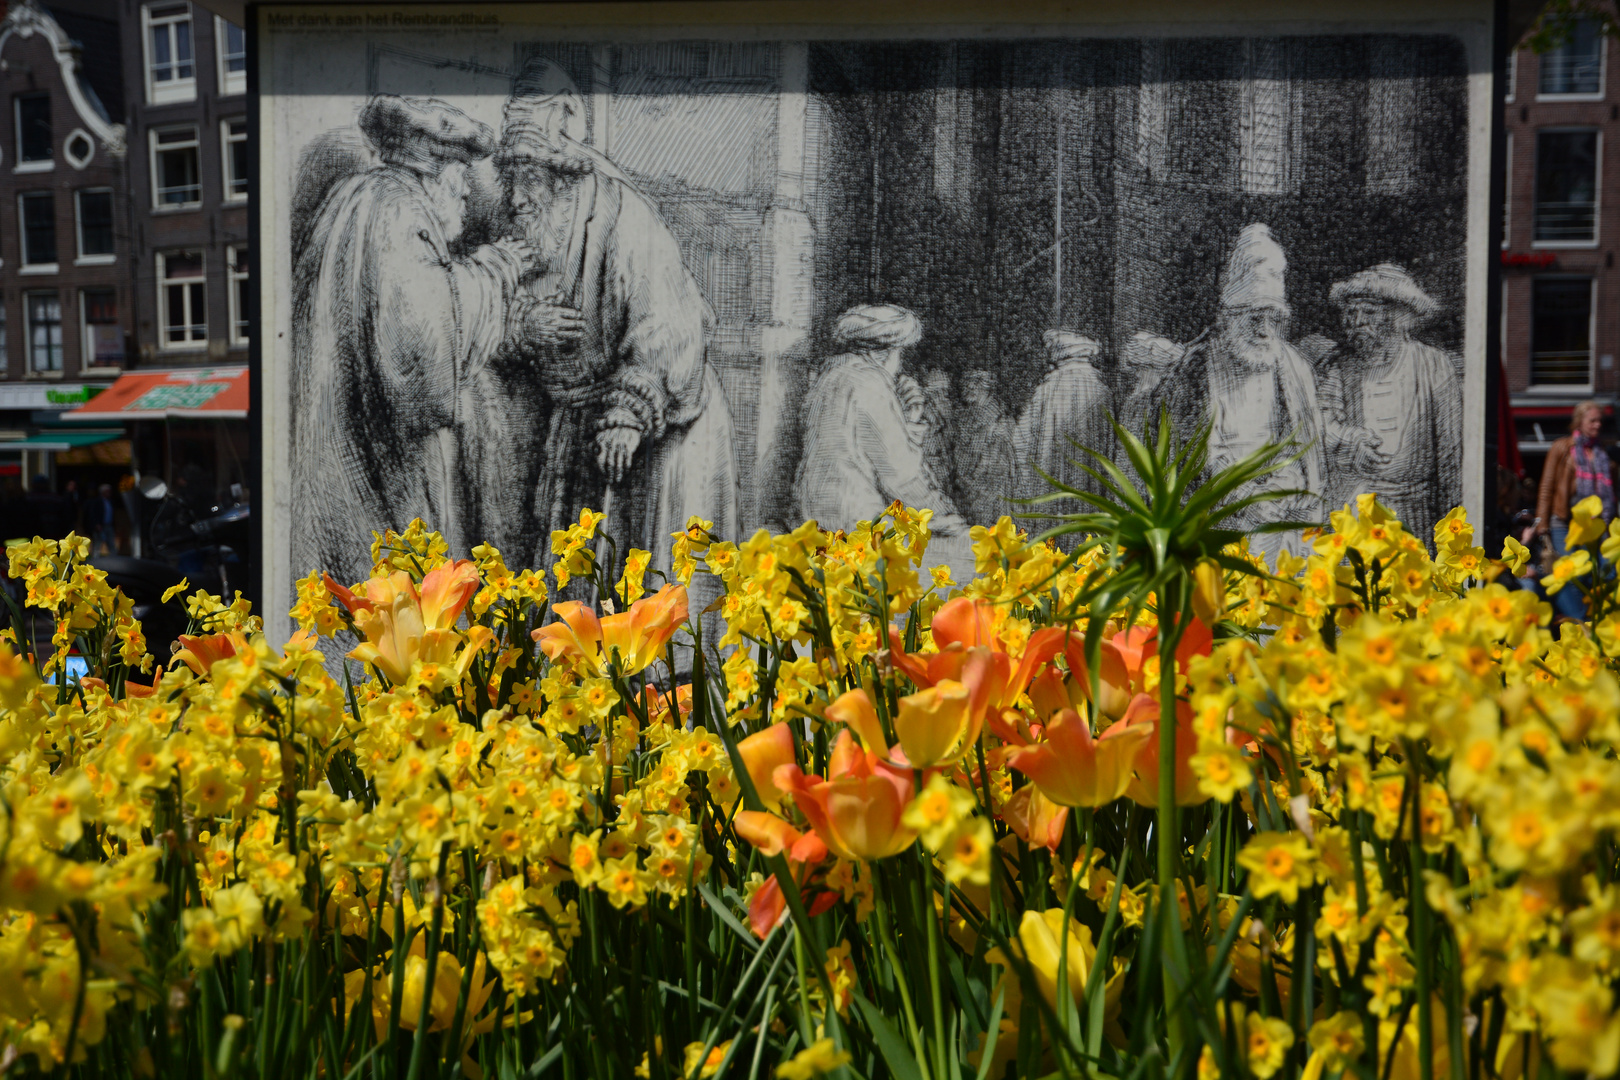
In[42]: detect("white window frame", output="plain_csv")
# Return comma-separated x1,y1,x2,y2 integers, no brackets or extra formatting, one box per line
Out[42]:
1532,127,1602,250
73,188,115,265
23,291,62,374
1537,21,1607,101
79,288,122,371
149,125,201,210
143,3,196,106
158,250,206,351
1526,274,1598,392
227,245,248,346
17,192,56,274
215,17,246,97
12,93,52,173
1505,50,1516,103
221,118,247,203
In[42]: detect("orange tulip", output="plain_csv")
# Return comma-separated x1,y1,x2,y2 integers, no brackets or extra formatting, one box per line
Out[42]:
1115,693,1207,807
733,811,833,937
1062,616,1212,722
533,584,688,677
773,730,917,861
736,723,797,809
825,688,889,754
890,598,1066,754
418,559,480,630
1000,783,1069,851
1005,708,1153,808
173,632,248,677
330,560,480,684
893,680,976,768
1062,635,1135,722
533,600,601,665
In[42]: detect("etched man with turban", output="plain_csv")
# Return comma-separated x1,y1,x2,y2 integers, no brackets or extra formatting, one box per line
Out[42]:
290,94,528,587
489,57,738,575
1015,331,1116,517
796,305,969,535
1160,223,1325,561
1319,264,1461,533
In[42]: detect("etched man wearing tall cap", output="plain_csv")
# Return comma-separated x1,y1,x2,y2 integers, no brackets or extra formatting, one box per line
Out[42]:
1319,264,1462,533
490,57,738,577
796,305,969,536
1160,223,1325,561
1015,331,1116,517
290,94,528,588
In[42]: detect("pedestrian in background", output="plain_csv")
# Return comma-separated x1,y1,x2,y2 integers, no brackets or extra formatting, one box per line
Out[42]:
1528,400,1616,619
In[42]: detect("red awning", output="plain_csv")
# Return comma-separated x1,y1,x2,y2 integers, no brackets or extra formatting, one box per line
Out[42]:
63,367,248,420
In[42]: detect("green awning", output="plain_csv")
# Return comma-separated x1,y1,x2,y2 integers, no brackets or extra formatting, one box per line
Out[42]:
0,430,123,452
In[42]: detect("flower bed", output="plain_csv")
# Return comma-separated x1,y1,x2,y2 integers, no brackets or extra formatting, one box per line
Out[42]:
1,483,1618,1079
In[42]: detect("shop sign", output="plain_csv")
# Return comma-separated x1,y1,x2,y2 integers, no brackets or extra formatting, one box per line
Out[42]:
0,384,109,411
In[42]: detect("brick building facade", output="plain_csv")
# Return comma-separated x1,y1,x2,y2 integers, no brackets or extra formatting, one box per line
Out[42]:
116,0,247,366
1504,18,1620,466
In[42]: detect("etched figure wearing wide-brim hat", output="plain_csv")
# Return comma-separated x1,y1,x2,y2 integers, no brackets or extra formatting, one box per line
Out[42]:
288,94,528,591
1319,264,1461,534
483,54,739,594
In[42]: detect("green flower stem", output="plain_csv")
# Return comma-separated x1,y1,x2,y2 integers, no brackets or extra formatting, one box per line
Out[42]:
922,861,948,1079
1408,747,1435,1080
871,863,929,1074
1158,578,1189,1070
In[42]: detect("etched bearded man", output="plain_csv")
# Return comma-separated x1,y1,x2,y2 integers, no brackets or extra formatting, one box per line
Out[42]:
1319,264,1462,533
490,58,737,575
1161,223,1325,562
290,95,527,587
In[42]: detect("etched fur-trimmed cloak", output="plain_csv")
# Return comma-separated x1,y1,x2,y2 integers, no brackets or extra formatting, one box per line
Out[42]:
290,164,522,588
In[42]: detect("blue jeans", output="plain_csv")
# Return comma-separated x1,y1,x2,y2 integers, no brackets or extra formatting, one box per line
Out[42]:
1545,517,1614,620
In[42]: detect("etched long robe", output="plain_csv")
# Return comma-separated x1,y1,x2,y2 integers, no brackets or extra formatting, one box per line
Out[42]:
1161,339,1326,562
796,354,966,532
290,165,522,587
509,159,738,583
1318,339,1462,536
1015,358,1116,511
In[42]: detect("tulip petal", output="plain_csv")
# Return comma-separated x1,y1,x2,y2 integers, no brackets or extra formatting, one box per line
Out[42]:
825,689,888,755
737,723,798,807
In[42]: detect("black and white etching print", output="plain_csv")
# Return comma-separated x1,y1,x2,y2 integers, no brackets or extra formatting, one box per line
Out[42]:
262,16,1487,622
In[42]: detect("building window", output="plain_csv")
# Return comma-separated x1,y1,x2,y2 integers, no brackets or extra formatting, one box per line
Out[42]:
228,245,248,345
216,17,245,96
144,3,195,105
1506,50,1517,102
159,251,206,348
1534,129,1599,244
0,305,8,373
75,189,114,260
222,119,247,201
19,192,55,270
25,292,61,373
1539,17,1604,97
1531,277,1594,386
14,93,51,167
150,126,201,208
80,289,123,368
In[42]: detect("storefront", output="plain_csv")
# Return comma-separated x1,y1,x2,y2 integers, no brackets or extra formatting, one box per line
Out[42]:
0,382,125,496
64,367,251,557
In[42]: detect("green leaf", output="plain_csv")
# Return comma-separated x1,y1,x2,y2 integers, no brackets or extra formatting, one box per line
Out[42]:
852,991,926,1080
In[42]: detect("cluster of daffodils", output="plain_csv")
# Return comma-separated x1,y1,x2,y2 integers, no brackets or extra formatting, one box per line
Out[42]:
4,493,1620,1080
